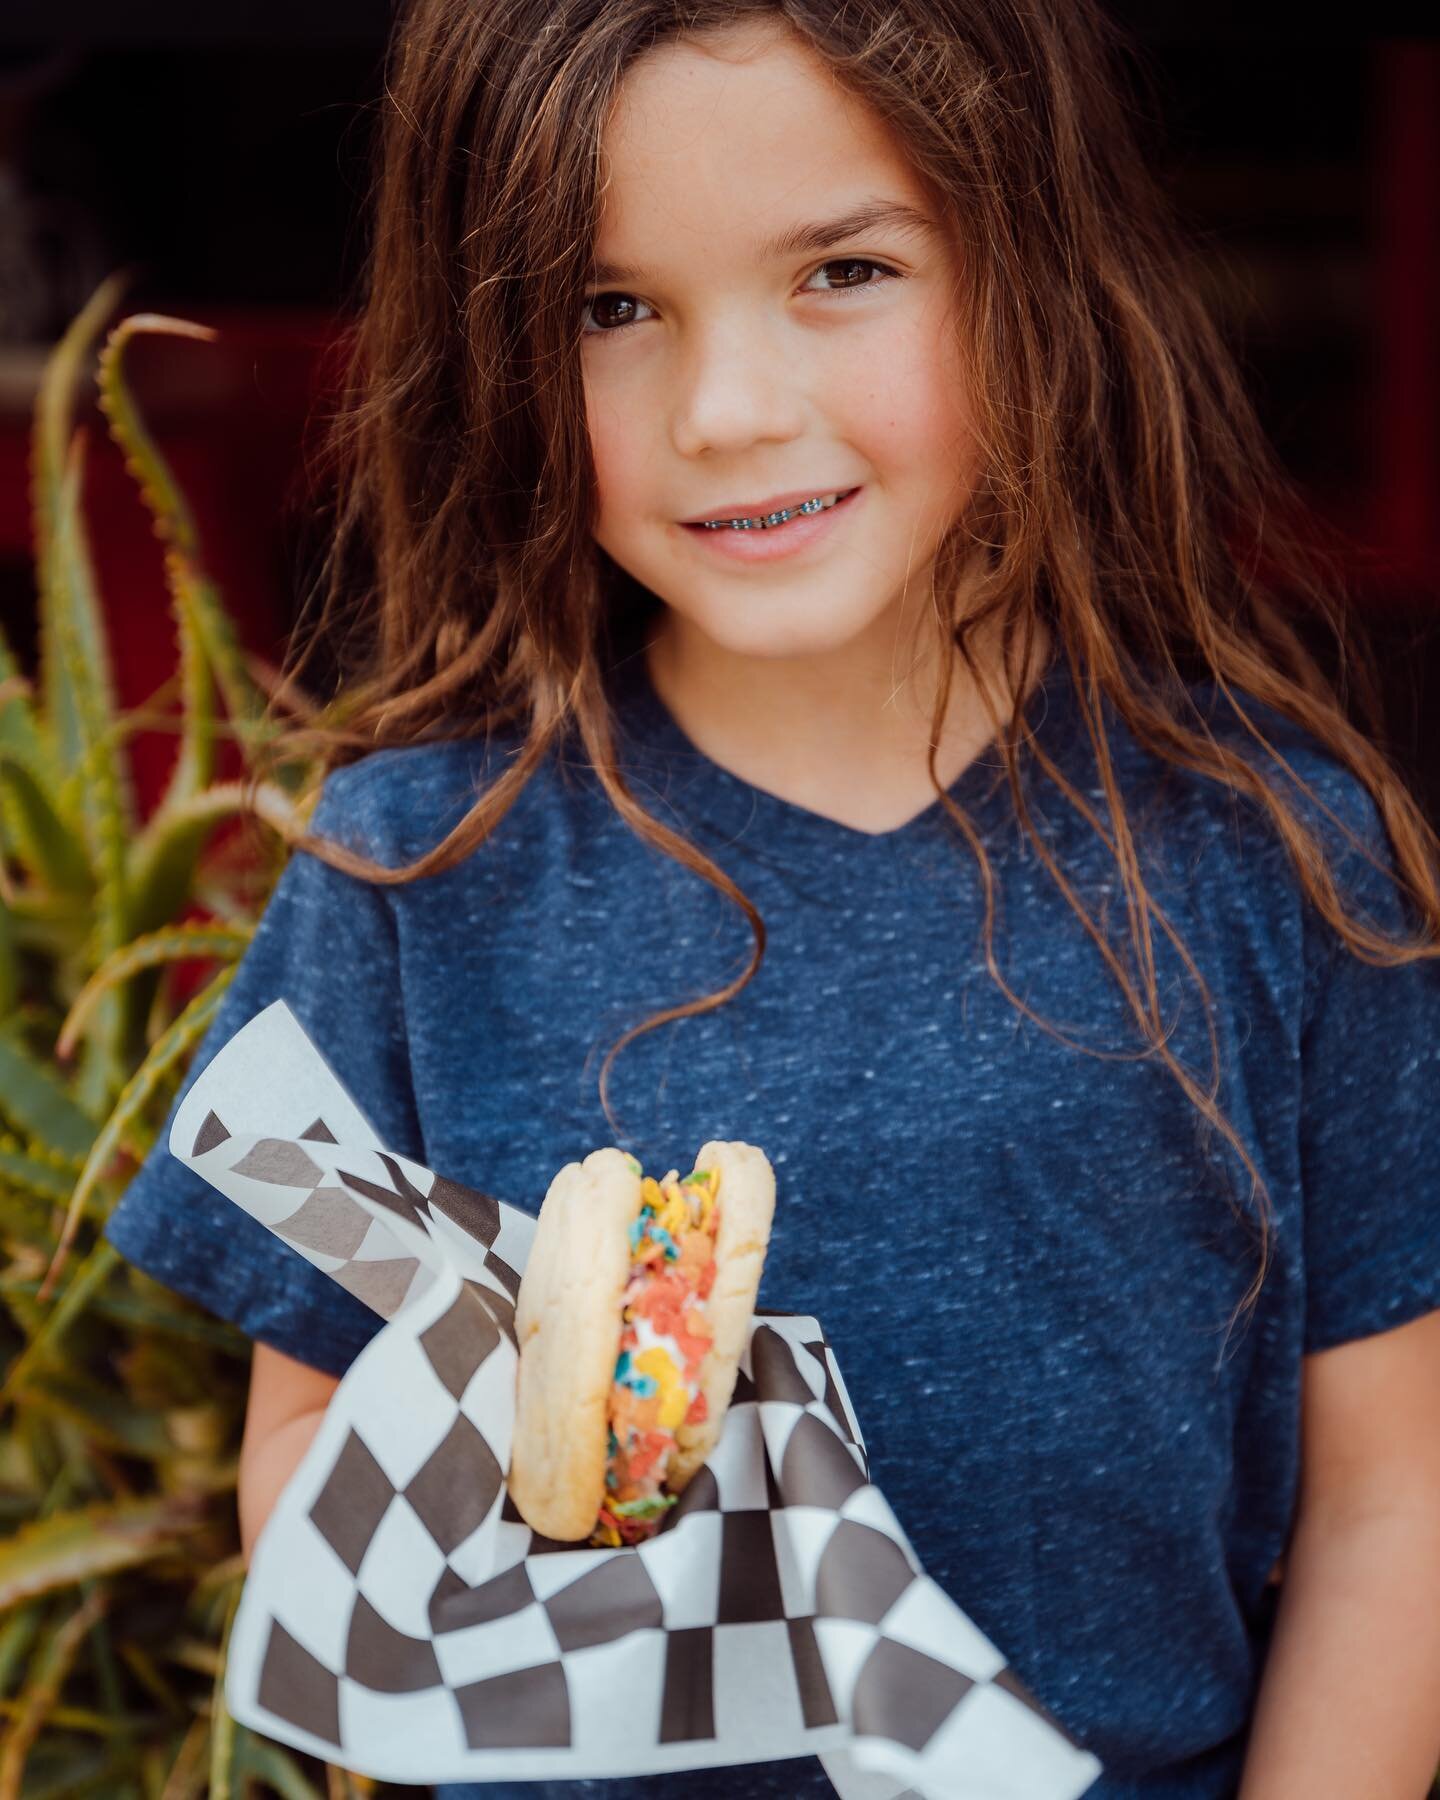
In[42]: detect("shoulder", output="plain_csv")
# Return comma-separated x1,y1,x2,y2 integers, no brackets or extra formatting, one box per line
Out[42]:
1085,675,1408,957
309,728,530,871
1077,677,1426,1048
1200,682,1384,840
1098,676,1391,874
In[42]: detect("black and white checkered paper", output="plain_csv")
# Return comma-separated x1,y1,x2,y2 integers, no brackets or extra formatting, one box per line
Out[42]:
167,999,1101,1798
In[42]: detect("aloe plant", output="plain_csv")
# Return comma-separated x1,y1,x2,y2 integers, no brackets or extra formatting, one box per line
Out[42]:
0,274,395,1797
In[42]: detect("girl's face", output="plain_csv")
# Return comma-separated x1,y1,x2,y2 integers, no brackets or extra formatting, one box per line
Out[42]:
584,22,979,668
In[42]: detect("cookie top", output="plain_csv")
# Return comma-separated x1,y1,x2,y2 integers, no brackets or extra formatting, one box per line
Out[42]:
669,1140,775,1490
509,1146,641,1540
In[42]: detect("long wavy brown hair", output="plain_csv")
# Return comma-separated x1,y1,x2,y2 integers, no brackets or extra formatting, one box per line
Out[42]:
246,0,1439,1348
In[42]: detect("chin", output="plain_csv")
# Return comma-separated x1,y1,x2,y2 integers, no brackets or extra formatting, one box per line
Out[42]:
659,587,890,663
684,617,866,664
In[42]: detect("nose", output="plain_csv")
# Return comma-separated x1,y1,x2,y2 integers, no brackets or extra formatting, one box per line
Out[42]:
669,315,808,459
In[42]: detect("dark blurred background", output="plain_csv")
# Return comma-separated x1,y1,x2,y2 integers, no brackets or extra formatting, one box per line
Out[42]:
0,7,1437,823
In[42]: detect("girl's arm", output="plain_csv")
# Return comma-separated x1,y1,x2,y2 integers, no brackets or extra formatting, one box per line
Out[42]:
1238,1308,1440,1798
237,1342,341,1564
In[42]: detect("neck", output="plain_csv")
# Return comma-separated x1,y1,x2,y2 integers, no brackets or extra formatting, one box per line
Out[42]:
642,597,1053,834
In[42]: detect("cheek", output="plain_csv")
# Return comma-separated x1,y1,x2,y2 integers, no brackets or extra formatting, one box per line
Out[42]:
583,382,638,523
839,308,973,490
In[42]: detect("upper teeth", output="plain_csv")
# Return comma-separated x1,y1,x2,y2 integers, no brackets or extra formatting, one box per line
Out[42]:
700,491,846,530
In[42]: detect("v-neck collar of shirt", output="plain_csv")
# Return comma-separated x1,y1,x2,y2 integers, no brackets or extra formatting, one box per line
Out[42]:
605,639,1078,857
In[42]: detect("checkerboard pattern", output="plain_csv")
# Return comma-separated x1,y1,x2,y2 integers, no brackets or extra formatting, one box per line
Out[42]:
166,1001,1102,1799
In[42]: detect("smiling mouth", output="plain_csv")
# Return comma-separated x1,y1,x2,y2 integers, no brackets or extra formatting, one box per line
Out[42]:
694,488,859,531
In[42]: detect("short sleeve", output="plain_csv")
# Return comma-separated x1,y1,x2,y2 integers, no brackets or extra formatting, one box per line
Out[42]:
103,762,424,1377
1298,775,1440,1353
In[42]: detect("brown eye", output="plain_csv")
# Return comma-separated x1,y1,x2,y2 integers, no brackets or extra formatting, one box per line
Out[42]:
582,292,649,335
805,257,900,295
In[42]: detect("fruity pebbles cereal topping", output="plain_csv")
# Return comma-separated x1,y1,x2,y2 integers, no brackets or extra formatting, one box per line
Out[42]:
589,1156,722,1548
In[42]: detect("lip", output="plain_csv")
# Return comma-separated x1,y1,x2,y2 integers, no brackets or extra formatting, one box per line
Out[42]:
680,486,856,525
678,485,864,564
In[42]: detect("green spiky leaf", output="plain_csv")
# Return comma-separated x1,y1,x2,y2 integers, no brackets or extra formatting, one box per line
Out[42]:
0,1498,203,1609
124,777,294,941
32,271,129,777
0,749,94,895
0,1020,101,1157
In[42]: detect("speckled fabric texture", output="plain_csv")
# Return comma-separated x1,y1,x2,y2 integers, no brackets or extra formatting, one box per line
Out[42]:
106,648,1440,1797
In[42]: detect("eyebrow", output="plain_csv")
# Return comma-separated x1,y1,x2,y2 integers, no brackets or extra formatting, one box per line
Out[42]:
589,197,938,287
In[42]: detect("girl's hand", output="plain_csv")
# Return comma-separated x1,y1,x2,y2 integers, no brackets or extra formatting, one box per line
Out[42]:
237,1341,342,1564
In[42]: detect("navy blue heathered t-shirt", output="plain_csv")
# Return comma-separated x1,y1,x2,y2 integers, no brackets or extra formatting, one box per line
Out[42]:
105,646,1440,1798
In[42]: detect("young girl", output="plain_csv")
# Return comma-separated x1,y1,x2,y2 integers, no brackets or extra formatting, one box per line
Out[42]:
104,1,1440,1795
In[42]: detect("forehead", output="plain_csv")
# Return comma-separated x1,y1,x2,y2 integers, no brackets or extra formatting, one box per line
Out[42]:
595,24,928,259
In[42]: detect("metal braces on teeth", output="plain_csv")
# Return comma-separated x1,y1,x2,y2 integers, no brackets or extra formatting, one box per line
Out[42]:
700,492,842,530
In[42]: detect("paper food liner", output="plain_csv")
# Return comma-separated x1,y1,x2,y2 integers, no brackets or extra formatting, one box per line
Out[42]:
166,1000,1101,1799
